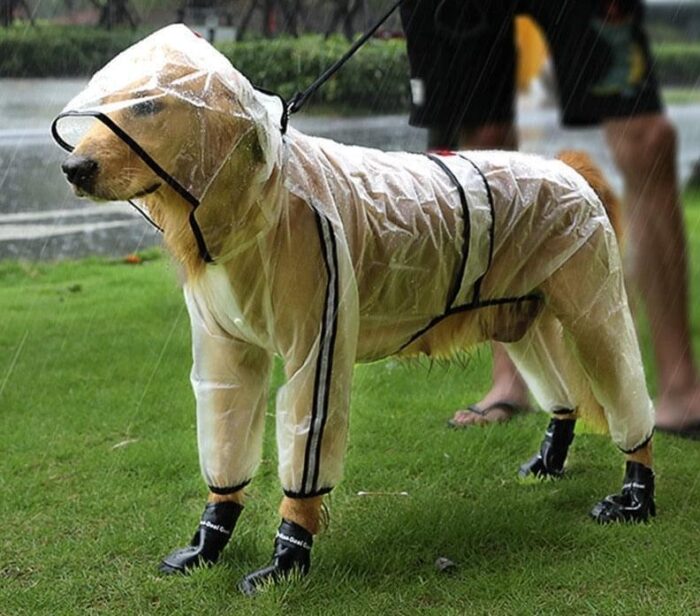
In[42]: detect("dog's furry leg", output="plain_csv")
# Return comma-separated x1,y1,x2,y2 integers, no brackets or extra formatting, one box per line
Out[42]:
591,440,656,523
626,439,653,468
519,411,577,479
278,495,324,535
159,490,245,574
238,496,323,596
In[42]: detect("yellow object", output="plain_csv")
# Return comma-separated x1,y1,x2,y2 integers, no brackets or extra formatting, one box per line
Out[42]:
515,15,549,91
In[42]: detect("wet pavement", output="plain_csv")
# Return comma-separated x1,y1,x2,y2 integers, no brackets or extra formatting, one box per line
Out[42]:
1,78,699,260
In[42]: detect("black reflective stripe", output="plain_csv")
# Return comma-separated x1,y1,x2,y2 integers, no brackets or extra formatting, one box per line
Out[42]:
458,155,495,304
396,154,516,353
445,294,542,317
397,294,542,353
127,198,163,233
300,210,340,496
189,210,215,263
426,154,470,313
208,479,251,495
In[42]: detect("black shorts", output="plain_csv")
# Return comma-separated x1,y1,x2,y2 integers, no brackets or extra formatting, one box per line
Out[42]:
400,0,663,135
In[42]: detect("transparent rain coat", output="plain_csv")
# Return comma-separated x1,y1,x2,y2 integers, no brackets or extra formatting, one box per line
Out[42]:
52,25,654,497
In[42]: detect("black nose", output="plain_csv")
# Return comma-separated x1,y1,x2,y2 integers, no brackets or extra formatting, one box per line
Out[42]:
61,155,98,190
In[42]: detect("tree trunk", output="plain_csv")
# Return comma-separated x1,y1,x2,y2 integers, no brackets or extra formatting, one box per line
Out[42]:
1,0,35,27
342,0,361,40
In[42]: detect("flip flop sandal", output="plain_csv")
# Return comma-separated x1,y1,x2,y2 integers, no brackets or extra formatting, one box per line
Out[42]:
447,401,528,428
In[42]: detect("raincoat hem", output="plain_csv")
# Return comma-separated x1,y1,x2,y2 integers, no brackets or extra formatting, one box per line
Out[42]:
618,430,654,455
208,479,251,495
283,486,334,499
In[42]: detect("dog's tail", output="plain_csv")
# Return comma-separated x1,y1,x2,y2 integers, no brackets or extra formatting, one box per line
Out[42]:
557,150,622,241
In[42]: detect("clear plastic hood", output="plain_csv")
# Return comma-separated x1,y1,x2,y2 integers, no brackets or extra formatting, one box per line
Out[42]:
52,23,285,262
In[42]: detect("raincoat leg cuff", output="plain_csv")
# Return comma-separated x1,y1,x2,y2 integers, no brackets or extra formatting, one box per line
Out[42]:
617,430,654,455
283,486,334,499
552,407,576,416
208,479,251,495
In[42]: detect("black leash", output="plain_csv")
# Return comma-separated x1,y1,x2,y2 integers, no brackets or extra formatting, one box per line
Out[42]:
285,0,406,120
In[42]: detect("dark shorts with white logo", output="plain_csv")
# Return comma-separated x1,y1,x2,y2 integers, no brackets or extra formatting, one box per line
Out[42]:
400,0,662,137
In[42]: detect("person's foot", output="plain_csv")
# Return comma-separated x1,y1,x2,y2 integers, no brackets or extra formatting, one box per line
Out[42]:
449,344,530,428
449,386,530,428
654,381,700,437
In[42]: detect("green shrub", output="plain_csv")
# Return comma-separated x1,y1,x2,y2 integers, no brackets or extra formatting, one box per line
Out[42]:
2,25,699,111
653,43,700,87
0,25,146,77
0,26,409,111
218,35,410,112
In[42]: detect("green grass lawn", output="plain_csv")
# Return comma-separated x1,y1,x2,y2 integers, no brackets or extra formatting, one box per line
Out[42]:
1,196,700,615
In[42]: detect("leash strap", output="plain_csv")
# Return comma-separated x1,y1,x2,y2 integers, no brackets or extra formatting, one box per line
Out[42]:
286,0,406,116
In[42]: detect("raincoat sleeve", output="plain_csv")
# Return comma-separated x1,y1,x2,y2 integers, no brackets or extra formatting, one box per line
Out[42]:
273,210,359,498
185,286,273,493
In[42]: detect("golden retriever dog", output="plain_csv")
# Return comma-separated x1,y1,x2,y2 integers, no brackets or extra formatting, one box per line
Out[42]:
54,25,655,595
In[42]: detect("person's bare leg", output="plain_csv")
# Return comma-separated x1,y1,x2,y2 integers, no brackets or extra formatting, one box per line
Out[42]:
450,344,531,426
605,113,700,430
434,122,530,427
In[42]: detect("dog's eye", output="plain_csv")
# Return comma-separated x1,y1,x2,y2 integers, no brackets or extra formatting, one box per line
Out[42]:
132,100,163,117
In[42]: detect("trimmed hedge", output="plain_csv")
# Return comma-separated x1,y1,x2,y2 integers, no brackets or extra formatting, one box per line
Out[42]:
0,26,410,112
1,25,698,112
654,43,700,88
218,36,409,112
0,25,146,77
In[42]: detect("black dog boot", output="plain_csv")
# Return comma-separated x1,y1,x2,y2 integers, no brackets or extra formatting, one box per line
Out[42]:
519,416,576,479
590,461,656,523
160,501,243,574
238,519,313,596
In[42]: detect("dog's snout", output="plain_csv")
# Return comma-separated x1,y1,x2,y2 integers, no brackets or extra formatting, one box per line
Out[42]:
61,155,98,190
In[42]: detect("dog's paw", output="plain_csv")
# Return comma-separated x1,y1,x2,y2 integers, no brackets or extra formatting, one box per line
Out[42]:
518,452,564,480
590,461,656,524
238,519,312,596
159,501,243,575
160,545,211,574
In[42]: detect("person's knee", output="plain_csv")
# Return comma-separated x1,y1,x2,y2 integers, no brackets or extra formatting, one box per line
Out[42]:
606,114,677,179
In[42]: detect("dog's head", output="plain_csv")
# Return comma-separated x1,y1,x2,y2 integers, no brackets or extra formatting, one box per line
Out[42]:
53,25,284,265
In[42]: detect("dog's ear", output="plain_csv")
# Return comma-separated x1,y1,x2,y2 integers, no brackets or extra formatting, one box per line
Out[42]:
190,117,274,262
250,131,265,165
147,68,276,262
